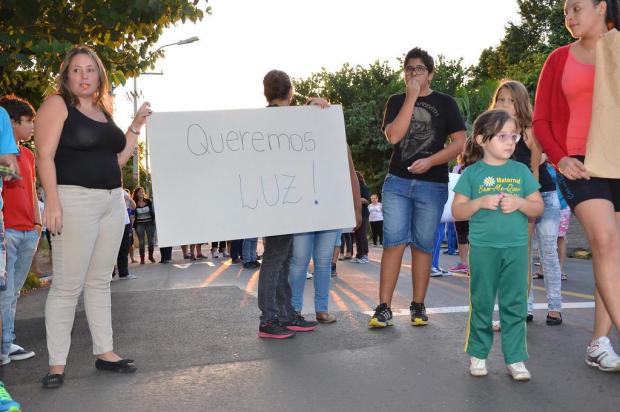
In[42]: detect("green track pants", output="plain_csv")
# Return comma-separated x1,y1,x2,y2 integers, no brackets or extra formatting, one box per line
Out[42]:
465,245,529,364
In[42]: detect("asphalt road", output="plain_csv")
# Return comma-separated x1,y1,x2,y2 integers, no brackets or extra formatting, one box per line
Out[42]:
3,245,618,412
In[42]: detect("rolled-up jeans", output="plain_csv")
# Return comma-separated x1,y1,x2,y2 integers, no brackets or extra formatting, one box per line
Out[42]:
1,228,39,354
528,191,562,313
289,230,340,313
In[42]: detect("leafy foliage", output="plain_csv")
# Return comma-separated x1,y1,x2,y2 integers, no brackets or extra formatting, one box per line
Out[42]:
0,0,210,107
294,0,573,193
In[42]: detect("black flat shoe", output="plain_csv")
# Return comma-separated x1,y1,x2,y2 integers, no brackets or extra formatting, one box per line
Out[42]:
526,314,534,322
42,372,65,389
546,313,563,326
95,358,137,373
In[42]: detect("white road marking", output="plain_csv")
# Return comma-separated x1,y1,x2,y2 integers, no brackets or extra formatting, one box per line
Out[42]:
362,301,595,316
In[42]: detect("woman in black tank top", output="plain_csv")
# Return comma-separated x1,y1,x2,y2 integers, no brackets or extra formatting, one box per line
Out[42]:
34,46,152,389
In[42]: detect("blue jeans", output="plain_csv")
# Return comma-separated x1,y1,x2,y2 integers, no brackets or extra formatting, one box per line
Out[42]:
381,174,448,253
528,191,562,312
431,223,445,269
1,228,39,354
242,238,258,262
446,222,458,253
289,230,340,313
0,215,5,291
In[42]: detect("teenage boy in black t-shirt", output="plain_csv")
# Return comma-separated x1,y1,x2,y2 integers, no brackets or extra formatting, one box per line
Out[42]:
369,48,466,328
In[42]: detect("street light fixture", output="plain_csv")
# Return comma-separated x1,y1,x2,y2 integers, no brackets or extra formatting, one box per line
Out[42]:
131,36,199,185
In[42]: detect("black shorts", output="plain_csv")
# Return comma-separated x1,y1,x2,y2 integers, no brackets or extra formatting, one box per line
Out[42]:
556,157,620,212
454,220,469,245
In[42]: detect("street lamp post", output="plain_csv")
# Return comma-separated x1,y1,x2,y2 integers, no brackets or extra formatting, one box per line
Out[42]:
131,36,199,185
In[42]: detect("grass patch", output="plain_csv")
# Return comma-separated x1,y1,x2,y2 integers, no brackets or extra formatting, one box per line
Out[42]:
21,271,43,292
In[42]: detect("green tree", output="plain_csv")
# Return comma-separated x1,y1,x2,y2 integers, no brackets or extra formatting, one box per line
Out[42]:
468,0,572,96
0,0,210,107
432,55,467,97
293,61,402,192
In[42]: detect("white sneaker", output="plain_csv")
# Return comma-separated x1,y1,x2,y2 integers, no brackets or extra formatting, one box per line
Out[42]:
306,272,313,279
0,354,10,366
211,249,220,259
120,274,137,280
430,267,446,277
492,320,501,332
9,343,35,361
470,357,487,376
586,336,620,372
507,362,531,381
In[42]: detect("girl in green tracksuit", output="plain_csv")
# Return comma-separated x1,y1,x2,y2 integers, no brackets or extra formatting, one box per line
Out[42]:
452,109,543,381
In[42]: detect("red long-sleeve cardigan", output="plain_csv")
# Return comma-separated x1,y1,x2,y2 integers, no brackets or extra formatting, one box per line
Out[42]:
532,45,572,167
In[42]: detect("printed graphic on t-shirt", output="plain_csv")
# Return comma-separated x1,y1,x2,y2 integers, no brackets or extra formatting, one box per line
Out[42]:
478,176,523,196
382,92,465,183
400,105,435,161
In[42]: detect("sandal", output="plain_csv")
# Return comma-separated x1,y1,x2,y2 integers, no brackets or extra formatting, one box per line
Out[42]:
196,254,207,259
95,358,137,373
316,312,337,324
561,272,568,281
532,272,544,279
183,254,191,260
41,372,65,389
546,313,563,326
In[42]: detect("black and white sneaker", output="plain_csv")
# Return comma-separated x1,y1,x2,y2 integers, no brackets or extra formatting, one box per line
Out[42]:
9,343,35,361
368,303,393,328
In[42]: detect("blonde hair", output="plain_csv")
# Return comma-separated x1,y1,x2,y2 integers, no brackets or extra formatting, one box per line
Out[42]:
490,80,532,142
57,46,112,117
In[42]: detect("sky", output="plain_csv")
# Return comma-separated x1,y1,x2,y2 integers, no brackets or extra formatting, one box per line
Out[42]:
112,0,521,132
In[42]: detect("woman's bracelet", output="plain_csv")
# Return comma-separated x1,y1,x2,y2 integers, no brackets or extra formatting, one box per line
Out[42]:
128,126,140,135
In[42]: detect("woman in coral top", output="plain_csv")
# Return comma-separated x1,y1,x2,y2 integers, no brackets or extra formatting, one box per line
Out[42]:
533,0,620,372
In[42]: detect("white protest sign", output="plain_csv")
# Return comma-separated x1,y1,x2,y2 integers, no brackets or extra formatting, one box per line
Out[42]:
147,105,355,247
440,173,461,223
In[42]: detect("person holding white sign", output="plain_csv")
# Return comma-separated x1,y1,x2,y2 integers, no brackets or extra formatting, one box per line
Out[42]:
256,70,322,339
257,70,361,338
35,46,151,388
369,48,466,328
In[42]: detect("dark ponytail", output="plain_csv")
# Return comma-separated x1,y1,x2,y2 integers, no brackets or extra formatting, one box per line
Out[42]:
596,0,620,30
609,0,620,29
462,136,484,167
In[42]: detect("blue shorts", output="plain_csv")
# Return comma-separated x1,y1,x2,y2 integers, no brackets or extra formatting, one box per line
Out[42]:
381,174,448,253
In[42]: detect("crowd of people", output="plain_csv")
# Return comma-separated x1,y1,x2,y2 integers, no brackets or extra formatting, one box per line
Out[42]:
0,1,618,409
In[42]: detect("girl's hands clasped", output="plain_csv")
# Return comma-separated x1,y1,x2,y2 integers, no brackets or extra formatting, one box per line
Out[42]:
477,194,502,211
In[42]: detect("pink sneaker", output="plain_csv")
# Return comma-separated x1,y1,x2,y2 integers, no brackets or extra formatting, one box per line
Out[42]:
450,262,469,273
